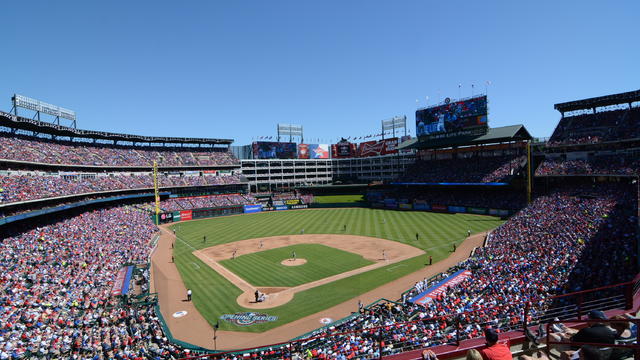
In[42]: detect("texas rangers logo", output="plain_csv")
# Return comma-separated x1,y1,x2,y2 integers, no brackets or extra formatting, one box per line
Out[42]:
219,312,278,326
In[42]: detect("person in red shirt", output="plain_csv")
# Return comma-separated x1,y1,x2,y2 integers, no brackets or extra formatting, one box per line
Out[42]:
480,328,512,360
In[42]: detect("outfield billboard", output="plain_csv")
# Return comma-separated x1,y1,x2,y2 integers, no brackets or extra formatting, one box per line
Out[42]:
252,141,297,159
244,205,262,214
332,139,357,158
298,144,310,159
358,138,398,157
298,144,329,159
308,144,329,159
416,95,488,138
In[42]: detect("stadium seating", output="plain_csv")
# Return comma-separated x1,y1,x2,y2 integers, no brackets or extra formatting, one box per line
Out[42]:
292,183,637,357
548,107,640,146
536,154,640,176
160,194,257,211
0,133,239,167
0,174,241,204
0,206,187,359
399,155,525,183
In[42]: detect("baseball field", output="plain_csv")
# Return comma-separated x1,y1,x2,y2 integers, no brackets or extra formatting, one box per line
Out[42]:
163,208,503,336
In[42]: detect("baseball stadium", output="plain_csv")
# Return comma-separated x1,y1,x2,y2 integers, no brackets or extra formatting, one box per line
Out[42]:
1,88,639,359
0,2,640,360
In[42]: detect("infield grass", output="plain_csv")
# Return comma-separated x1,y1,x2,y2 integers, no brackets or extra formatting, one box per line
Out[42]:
219,244,374,287
171,208,503,333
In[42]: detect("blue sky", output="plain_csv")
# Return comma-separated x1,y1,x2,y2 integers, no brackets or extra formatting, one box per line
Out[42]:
2,1,639,145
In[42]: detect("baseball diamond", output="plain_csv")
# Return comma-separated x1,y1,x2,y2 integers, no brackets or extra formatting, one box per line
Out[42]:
151,207,504,349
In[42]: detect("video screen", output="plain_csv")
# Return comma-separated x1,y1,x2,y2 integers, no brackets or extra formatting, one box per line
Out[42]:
416,96,488,137
252,142,297,159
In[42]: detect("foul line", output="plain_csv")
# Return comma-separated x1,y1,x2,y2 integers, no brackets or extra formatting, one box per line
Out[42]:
386,264,408,272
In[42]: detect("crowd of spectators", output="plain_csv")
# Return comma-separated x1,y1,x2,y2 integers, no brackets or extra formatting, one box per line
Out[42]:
265,183,638,358
0,133,239,167
536,154,640,176
0,174,241,204
548,107,640,146
0,206,187,359
399,155,525,183
0,173,637,358
160,194,256,212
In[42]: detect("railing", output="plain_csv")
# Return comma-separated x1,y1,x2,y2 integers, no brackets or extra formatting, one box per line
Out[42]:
544,318,640,359
173,274,640,359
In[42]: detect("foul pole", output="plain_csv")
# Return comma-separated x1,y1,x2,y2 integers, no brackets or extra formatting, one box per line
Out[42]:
153,161,160,224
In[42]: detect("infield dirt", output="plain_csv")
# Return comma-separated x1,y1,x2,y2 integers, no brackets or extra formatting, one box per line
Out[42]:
151,225,488,350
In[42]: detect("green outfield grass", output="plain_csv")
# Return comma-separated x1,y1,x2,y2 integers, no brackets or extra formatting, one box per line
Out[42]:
219,244,375,287
312,194,364,203
170,208,503,333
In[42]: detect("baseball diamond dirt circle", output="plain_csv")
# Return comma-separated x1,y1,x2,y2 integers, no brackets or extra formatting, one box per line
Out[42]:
151,224,490,350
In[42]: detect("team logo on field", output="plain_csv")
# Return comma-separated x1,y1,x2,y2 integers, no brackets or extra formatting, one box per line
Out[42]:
219,312,278,326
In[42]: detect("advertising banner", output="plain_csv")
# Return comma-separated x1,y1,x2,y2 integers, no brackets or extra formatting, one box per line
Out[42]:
448,206,467,213
275,205,288,211
332,140,357,158
358,138,398,157
488,209,499,215
252,142,297,159
498,210,509,216
410,270,472,305
160,212,174,222
399,203,413,210
413,203,430,211
111,266,134,297
289,204,309,209
467,207,488,215
180,210,193,221
173,211,181,222
383,198,398,209
243,205,262,214
285,199,300,205
298,144,310,159
431,204,447,212
308,144,330,159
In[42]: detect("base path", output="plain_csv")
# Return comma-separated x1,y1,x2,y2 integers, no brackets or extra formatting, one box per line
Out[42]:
193,234,424,309
151,226,489,350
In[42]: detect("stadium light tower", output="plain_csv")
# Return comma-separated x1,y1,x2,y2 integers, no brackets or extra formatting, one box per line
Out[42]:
381,116,407,139
277,124,303,143
11,94,77,128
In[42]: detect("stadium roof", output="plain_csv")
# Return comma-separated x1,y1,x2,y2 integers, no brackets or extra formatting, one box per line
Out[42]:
554,89,640,113
398,125,532,150
0,111,234,145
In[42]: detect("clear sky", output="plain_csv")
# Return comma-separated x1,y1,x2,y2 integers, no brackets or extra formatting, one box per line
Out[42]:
2,1,639,145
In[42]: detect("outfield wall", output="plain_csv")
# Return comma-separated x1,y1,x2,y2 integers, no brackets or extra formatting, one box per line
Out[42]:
157,203,310,223
370,199,512,217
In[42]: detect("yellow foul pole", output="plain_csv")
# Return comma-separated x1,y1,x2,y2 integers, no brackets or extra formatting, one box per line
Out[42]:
153,161,160,223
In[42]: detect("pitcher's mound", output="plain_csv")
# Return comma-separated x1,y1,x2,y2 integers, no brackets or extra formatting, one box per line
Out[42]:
281,258,307,266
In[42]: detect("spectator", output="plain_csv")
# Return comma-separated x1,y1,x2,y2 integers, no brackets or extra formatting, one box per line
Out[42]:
480,328,512,360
